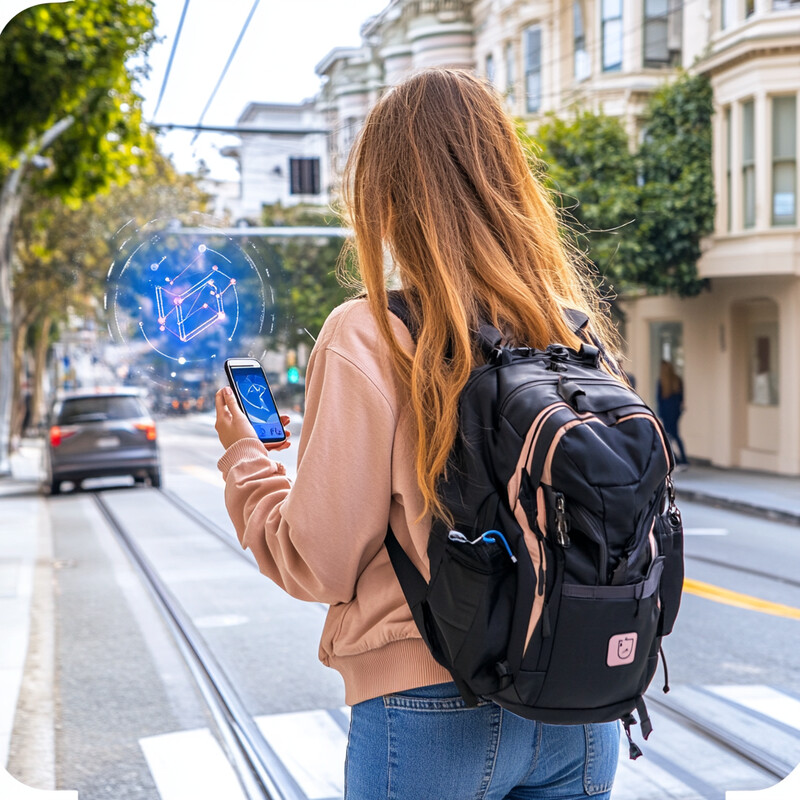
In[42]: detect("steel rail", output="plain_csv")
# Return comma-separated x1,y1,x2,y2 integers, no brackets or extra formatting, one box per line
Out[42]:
645,692,792,780
93,493,305,800
158,487,254,564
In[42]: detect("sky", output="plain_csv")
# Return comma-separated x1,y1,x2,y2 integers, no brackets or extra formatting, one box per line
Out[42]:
138,0,390,181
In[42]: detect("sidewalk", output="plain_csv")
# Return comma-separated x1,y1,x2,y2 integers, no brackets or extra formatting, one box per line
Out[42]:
674,463,800,526
0,441,77,798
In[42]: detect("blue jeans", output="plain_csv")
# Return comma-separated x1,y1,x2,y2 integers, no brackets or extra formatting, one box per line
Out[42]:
345,682,620,800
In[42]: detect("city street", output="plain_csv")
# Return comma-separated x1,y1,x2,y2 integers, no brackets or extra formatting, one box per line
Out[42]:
3,415,799,800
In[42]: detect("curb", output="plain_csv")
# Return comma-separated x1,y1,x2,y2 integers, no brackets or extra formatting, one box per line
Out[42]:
675,487,800,528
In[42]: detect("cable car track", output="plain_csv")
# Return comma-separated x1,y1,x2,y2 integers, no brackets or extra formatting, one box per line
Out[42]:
92,492,305,800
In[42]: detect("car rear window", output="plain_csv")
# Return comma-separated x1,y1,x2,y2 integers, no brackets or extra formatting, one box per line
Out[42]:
57,396,146,425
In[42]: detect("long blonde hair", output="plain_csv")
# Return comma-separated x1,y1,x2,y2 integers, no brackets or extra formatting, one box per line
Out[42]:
341,69,617,521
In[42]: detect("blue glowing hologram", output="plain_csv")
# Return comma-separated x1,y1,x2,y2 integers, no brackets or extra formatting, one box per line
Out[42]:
105,216,279,392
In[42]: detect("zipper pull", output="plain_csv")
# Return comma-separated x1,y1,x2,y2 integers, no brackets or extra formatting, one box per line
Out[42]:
555,492,571,548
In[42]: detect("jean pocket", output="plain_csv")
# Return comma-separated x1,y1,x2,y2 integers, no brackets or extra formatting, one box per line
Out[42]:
384,682,492,711
584,722,620,795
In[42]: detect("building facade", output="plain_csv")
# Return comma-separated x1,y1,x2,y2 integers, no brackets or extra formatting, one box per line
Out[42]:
310,0,800,476
221,101,330,222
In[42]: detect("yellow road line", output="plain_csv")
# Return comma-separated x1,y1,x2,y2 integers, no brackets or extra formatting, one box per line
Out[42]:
684,578,800,620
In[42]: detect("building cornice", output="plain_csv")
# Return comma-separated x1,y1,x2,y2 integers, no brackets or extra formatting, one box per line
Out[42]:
694,33,800,77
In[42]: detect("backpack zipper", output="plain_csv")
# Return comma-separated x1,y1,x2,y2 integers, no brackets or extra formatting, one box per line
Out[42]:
554,492,571,548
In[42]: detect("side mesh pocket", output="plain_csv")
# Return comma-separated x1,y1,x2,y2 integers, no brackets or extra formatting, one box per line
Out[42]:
427,536,517,694
654,509,684,636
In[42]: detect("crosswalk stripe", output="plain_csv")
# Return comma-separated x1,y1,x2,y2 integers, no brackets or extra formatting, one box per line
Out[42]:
139,728,247,800
255,709,346,799
707,685,800,734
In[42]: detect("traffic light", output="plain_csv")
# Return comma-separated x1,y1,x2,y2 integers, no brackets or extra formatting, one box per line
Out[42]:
287,366,300,384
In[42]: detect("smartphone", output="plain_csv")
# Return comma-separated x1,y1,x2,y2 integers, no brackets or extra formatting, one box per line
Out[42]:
223,358,287,444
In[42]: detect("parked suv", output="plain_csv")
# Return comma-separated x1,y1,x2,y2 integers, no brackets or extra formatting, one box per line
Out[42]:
44,388,161,495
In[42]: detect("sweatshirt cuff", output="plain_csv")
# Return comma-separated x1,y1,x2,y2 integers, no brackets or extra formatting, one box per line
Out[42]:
217,437,287,478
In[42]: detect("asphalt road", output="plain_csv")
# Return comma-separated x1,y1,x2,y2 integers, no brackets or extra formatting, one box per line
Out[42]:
36,415,800,799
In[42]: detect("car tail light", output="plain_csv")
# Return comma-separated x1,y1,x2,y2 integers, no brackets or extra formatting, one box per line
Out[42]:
135,422,157,441
49,426,76,447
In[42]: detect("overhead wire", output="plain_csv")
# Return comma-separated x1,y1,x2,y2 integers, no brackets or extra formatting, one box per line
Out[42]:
152,0,192,122
191,0,261,144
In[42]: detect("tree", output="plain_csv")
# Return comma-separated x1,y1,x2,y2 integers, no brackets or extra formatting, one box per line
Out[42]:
0,0,156,470
261,203,351,355
11,153,209,436
532,111,643,296
528,72,715,300
636,73,714,296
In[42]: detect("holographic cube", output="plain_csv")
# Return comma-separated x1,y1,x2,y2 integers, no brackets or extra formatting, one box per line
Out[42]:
155,273,225,343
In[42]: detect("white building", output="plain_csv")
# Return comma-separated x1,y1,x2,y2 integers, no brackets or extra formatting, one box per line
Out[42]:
221,100,330,222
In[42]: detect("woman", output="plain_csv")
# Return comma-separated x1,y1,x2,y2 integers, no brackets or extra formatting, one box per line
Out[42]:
215,69,620,799
657,359,688,467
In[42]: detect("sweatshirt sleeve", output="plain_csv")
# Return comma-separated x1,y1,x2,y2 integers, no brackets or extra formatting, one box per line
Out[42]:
217,313,396,604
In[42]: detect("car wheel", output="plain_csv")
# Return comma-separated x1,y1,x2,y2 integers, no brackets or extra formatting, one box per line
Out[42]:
148,469,162,488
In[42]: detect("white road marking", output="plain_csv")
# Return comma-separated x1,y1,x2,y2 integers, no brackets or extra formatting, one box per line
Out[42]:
140,728,247,800
684,528,728,536
256,709,347,799
194,613,249,628
707,685,800,733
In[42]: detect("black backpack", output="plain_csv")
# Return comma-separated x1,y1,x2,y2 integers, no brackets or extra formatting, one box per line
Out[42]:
385,293,684,758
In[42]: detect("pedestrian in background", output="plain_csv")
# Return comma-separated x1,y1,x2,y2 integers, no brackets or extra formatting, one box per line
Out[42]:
657,359,689,468
215,69,620,799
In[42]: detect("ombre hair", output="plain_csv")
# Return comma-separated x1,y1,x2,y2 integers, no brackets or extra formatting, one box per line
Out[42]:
341,68,618,522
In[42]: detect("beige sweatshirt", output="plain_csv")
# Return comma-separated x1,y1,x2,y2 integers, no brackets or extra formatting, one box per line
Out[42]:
217,298,452,705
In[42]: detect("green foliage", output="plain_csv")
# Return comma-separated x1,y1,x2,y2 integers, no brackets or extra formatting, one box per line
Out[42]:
533,111,642,294
529,72,715,298
636,73,715,296
261,203,350,351
0,0,156,198
14,154,209,335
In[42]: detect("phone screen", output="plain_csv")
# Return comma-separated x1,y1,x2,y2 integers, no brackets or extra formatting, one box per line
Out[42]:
228,366,285,442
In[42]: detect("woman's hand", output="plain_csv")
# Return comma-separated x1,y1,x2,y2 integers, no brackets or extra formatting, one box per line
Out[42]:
215,386,292,452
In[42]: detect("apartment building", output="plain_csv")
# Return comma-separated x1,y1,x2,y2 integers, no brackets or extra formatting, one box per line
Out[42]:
309,0,800,475
220,100,330,221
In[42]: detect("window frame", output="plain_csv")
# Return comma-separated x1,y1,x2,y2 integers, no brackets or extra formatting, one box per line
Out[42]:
505,41,516,105
573,0,590,81
601,0,623,72
742,99,756,229
524,25,542,113
771,94,797,227
289,156,321,196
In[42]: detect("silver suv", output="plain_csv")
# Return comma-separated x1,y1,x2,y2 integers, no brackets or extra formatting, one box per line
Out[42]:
44,389,161,495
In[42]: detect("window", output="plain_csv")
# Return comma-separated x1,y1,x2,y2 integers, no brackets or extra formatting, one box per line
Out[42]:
725,107,733,231
289,157,320,195
573,1,590,81
721,0,736,28
643,0,682,67
486,52,496,83
505,42,516,105
602,0,623,71
772,96,796,226
746,0,755,15
773,0,800,8
749,321,779,406
742,100,756,229
524,26,542,113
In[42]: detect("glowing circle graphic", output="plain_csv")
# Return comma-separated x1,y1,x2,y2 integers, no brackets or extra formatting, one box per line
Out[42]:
106,218,277,391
